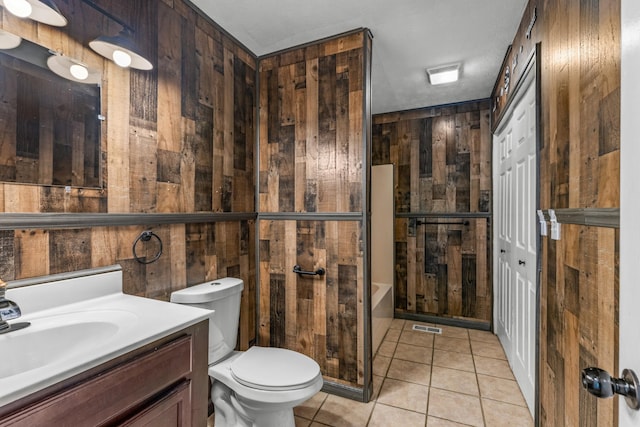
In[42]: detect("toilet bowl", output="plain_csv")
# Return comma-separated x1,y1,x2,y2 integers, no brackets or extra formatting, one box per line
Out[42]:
210,347,323,427
170,278,323,427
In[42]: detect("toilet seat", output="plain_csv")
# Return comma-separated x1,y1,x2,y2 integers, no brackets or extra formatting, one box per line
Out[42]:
230,346,321,391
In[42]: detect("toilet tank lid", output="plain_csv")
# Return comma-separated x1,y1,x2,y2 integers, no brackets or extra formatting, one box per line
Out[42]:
170,277,244,304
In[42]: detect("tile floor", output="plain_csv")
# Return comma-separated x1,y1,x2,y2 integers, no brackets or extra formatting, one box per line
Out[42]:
208,319,534,426
293,319,534,427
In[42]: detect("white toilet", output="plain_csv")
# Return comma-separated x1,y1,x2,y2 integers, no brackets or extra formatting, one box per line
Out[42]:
170,278,323,427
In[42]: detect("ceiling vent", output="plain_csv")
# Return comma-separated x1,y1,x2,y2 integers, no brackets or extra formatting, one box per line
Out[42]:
426,63,461,85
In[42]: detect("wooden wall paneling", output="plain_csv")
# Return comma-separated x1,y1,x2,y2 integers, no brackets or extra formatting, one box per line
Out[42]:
395,218,408,311
0,230,15,279
3,184,40,212
317,54,337,213
49,229,92,274
257,30,368,389
305,57,319,213
194,105,214,211
128,123,158,212
222,48,235,212
336,52,349,212
0,61,17,182
157,2,183,156
373,101,492,322
106,63,131,212
15,229,49,279
475,218,490,318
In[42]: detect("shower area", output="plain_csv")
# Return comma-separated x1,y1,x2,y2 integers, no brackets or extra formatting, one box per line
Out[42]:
371,164,394,354
372,100,493,329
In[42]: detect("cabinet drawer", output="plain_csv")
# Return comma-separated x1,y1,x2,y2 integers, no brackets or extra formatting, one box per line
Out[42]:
1,335,193,427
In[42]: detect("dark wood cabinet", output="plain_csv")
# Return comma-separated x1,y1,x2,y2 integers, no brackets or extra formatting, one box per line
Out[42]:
0,321,208,427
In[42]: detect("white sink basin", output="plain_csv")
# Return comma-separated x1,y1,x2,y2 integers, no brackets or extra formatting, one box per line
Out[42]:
0,310,138,379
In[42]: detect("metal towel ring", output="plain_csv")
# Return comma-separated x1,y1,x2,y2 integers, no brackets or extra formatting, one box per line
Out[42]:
132,230,163,264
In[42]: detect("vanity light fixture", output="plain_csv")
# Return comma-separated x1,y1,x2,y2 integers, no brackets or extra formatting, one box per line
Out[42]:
426,63,461,85
46,53,101,84
89,27,153,70
1,0,67,27
0,29,21,49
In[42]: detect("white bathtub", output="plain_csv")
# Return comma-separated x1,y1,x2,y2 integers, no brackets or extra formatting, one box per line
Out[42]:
372,281,394,355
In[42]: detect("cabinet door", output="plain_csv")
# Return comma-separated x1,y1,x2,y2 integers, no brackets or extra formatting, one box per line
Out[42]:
119,380,191,427
0,336,192,427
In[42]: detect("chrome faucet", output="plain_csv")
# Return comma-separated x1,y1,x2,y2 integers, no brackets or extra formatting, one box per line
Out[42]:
0,282,26,333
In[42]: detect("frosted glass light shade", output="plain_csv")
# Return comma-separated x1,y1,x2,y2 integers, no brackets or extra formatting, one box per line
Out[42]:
47,54,101,84
4,0,31,17
2,0,67,26
0,29,22,49
89,29,152,70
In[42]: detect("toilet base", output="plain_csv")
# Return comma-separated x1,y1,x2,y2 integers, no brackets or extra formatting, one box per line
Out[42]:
212,381,296,427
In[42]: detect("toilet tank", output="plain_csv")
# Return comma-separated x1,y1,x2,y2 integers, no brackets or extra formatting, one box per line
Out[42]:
170,278,244,364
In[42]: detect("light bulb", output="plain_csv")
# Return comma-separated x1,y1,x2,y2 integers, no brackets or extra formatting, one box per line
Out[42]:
4,0,33,18
69,64,89,80
112,49,132,68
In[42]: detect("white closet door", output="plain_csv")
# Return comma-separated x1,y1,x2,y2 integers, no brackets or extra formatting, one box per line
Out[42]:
493,73,537,415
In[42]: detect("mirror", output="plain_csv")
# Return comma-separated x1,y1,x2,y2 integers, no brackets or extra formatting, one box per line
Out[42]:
0,30,102,188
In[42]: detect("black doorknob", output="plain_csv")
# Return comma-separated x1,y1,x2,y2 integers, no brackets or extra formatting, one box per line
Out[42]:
581,367,640,410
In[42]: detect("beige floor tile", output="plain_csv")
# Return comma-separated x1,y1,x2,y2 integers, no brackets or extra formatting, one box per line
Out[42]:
399,330,435,348
430,366,479,396
433,336,471,354
387,358,432,386
390,318,406,329
295,416,312,427
384,327,402,342
377,378,430,413
394,342,433,364
438,325,469,340
368,403,426,427
294,391,328,419
372,375,385,400
314,394,375,427
478,374,527,406
482,398,534,427
373,354,392,376
474,355,515,380
377,340,397,358
310,423,333,427
427,388,483,427
427,416,472,426
432,349,475,372
469,329,500,344
471,340,506,360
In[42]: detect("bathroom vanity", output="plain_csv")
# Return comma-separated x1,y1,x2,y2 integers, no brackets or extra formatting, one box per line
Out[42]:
0,265,210,426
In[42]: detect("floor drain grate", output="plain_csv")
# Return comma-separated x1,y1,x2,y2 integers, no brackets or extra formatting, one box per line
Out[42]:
412,324,442,334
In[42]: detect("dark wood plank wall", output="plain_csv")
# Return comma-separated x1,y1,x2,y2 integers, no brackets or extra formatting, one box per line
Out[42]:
372,101,492,324
0,0,257,348
259,220,364,386
257,31,370,389
492,0,620,425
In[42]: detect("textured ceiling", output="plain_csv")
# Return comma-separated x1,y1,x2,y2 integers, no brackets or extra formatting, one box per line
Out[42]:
189,0,528,114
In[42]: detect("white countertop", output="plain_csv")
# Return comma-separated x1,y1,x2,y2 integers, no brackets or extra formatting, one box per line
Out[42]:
0,266,211,407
